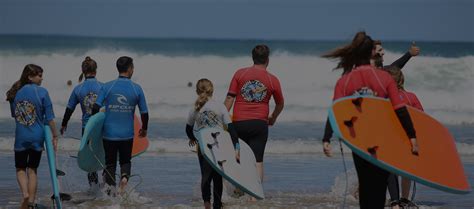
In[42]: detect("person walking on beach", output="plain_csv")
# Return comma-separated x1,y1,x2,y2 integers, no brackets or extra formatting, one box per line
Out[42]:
6,64,59,209
224,44,284,192
91,56,149,195
60,56,103,188
322,31,419,209
186,78,240,209
386,65,423,208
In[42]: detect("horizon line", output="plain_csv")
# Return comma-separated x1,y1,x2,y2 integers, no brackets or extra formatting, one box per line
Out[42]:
1,33,473,44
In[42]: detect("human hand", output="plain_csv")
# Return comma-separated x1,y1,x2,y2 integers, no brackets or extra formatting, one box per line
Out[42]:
53,135,58,152
235,149,240,163
323,142,332,157
268,115,277,126
139,129,147,137
60,126,67,135
189,139,197,147
409,42,420,56
410,138,419,155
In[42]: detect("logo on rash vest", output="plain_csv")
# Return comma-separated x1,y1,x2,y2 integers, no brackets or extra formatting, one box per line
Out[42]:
115,94,128,105
15,100,37,126
240,80,267,102
108,94,134,113
195,110,221,131
353,87,377,96
83,92,98,114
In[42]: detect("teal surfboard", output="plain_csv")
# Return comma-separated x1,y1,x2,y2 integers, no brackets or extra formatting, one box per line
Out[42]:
44,125,62,209
196,128,264,199
78,112,105,172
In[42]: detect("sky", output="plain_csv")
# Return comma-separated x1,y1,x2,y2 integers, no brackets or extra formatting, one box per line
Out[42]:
0,0,473,42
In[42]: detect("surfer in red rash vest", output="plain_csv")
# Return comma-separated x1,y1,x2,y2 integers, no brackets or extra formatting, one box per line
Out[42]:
321,31,419,209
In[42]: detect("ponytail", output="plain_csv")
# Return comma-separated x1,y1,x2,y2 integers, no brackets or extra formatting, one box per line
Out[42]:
194,78,214,111
80,56,97,82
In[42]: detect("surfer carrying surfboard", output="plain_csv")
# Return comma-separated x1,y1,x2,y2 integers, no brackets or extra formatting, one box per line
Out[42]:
6,64,59,209
60,56,103,187
91,56,149,195
386,65,423,208
224,44,284,190
186,78,240,209
322,31,419,209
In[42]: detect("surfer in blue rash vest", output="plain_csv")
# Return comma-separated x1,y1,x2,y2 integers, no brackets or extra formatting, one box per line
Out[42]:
60,56,103,188
185,78,240,209
6,64,59,209
91,56,149,195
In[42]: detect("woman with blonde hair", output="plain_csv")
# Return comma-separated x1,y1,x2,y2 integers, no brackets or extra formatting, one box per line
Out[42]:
386,65,423,208
185,78,240,209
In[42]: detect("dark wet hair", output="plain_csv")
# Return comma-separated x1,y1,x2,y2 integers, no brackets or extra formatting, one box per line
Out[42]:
116,56,134,73
373,54,384,68
252,45,270,65
322,31,374,75
6,64,44,102
79,56,98,82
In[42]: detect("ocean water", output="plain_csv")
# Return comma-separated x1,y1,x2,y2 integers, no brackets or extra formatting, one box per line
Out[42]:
0,35,473,208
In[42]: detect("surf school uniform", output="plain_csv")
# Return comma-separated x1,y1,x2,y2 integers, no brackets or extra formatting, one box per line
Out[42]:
227,65,284,162
10,84,55,169
387,89,424,203
186,99,239,209
95,76,148,186
331,65,416,209
61,76,102,185
323,53,414,143
62,77,103,134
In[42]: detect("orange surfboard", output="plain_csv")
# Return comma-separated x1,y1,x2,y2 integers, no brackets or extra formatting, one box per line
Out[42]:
329,96,470,194
132,114,149,157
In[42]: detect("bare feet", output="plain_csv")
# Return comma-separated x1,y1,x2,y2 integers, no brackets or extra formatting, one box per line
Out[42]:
20,197,29,209
119,177,128,194
204,201,211,209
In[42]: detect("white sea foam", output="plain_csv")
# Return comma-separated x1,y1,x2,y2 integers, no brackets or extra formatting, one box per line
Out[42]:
0,50,472,124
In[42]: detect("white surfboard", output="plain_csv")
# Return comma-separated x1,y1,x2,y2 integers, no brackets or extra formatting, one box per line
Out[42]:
196,128,264,199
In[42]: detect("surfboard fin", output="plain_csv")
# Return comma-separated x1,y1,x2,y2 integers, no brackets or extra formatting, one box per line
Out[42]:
218,160,226,167
344,117,358,138
56,169,66,177
211,132,220,139
352,97,363,112
367,146,379,158
50,192,72,201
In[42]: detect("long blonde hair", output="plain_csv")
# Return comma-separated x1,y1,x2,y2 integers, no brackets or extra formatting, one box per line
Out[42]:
386,66,405,90
194,78,214,111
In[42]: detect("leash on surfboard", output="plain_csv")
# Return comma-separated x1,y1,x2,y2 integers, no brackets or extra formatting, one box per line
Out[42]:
89,142,143,203
52,140,72,204
338,138,348,209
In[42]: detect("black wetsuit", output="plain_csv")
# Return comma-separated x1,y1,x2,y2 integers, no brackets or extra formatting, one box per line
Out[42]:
186,124,239,209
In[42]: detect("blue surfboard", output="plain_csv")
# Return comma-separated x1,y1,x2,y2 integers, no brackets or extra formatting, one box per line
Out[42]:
77,112,106,172
44,125,62,209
